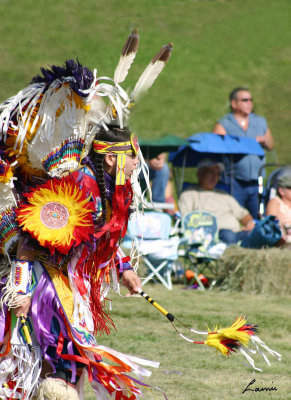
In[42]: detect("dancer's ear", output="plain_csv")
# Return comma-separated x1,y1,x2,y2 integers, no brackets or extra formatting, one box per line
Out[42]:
104,154,117,176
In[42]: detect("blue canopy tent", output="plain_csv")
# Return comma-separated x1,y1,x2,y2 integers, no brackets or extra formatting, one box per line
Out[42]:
169,132,265,195
138,134,190,210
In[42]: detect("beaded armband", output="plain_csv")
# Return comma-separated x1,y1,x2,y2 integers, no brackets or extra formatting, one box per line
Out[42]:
12,260,34,295
116,248,133,274
119,259,133,274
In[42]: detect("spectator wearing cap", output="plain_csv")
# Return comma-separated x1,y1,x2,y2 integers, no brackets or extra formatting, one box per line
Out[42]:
213,87,274,219
266,169,291,244
178,158,255,244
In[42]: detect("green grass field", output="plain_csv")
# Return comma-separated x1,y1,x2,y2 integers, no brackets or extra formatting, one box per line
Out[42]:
0,0,290,163
83,285,291,400
0,2,291,399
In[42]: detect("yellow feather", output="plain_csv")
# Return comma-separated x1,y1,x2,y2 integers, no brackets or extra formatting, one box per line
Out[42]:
204,335,230,356
216,317,251,347
0,165,13,183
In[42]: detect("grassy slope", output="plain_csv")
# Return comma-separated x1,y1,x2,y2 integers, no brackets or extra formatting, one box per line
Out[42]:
0,3,290,398
83,286,291,400
0,0,290,163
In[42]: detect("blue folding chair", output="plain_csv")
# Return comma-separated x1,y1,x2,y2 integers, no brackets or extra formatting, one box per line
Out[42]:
123,211,180,290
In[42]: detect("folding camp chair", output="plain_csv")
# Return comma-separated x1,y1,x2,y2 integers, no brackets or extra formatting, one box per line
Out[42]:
123,211,180,290
180,211,226,290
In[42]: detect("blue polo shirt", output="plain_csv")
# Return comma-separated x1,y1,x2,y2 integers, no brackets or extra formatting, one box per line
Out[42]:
218,112,266,181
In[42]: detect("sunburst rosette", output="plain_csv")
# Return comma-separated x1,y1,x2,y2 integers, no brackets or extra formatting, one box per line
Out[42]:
16,176,94,254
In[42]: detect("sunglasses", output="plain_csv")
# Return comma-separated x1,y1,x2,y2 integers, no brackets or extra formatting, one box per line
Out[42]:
238,98,253,102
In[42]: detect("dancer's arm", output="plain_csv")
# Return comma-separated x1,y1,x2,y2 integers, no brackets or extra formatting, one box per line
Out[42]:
12,237,36,317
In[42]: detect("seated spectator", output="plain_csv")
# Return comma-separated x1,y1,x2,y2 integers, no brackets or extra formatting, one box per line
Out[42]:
266,170,291,244
178,158,255,245
148,153,170,203
140,152,170,203
164,175,179,215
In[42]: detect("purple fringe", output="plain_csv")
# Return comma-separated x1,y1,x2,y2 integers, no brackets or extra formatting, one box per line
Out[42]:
0,277,8,342
31,268,78,380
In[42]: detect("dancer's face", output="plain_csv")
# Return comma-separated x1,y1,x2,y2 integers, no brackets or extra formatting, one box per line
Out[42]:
124,153,139,180
104,152,139,180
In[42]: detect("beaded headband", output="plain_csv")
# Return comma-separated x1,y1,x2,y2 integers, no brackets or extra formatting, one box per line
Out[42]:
93,134,139,186
92,134,139,156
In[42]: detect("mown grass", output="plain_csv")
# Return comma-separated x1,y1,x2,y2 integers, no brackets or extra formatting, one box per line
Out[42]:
0,0,290,163
83,285,291,399
1,2,290,398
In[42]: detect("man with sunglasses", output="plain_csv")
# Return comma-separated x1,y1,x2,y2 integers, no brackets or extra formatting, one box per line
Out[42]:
213,87,274,219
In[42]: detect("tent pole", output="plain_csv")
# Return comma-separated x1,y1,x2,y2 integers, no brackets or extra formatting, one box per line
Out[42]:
172,166,178,198
179,151,187,196
146,147,150,163
230,154,233,195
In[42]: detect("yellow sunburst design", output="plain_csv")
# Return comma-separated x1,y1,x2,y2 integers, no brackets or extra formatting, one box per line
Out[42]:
17,177,94,253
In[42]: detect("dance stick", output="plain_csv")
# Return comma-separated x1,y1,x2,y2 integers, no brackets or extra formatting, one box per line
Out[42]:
20,314,34,352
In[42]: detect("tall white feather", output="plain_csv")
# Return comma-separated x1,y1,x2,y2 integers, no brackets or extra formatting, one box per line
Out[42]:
114,29,139,84
132,43,173,100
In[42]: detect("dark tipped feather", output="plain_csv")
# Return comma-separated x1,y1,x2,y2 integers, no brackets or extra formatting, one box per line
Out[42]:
152,43,173,64
114,29,140,84
121,29,139,56
132,42,173,100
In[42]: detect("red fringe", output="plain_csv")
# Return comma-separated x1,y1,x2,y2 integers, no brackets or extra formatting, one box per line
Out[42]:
74,179,133,336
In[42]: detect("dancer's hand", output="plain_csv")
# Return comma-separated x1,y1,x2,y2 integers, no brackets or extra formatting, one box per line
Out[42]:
13,295,31,318
122,270,141,296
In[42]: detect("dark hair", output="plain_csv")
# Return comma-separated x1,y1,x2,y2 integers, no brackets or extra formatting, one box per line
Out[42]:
83,126,131,223
229,87,250,111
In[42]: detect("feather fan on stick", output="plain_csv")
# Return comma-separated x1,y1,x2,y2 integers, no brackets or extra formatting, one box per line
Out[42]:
131,43,173,100
114,29,140,84
139,290,282,372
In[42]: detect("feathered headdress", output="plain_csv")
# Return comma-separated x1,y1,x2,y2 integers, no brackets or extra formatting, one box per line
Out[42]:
0,29,172,180
0,30,173,254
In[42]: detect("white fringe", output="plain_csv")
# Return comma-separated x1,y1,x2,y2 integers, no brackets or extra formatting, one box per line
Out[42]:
0,271,31,311
239,335,282,371
0,270,19,309
0,344,42,399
